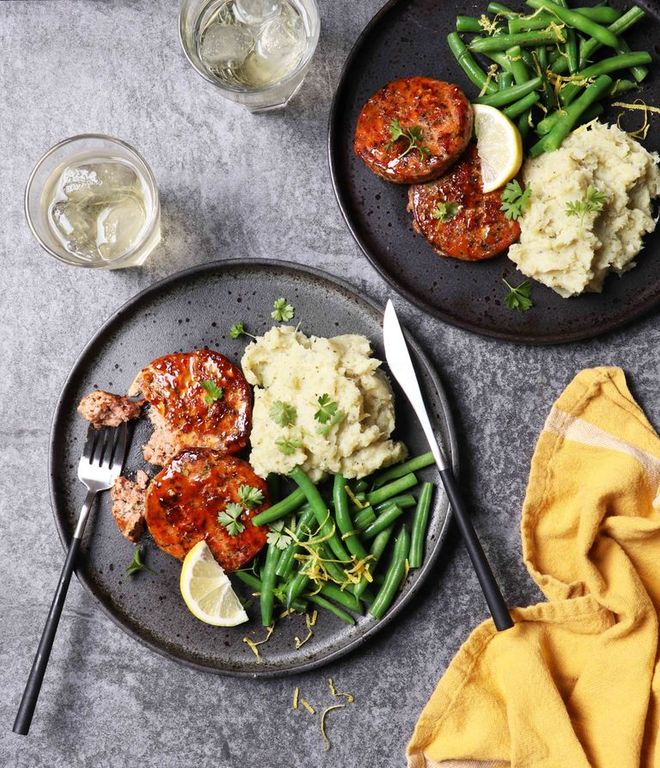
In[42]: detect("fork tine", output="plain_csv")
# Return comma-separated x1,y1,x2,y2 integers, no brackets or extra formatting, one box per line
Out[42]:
110,423,129,474
95,427,112,466
81,424,99,463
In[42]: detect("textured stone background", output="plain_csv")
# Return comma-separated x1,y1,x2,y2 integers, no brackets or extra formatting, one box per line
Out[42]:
0,1,657,767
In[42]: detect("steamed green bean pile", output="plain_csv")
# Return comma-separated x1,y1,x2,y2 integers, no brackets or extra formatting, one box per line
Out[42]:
448,1,651,155
236,453,437,627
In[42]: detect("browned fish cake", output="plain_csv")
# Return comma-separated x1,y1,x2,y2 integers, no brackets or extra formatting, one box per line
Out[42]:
354,77,473,184
408,144,521,261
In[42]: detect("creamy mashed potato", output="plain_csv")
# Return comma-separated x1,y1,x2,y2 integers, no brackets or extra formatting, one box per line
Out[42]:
508,122,660,297
241,326,406,481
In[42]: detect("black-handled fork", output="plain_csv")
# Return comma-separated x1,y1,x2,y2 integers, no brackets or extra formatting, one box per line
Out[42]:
13,423,130,736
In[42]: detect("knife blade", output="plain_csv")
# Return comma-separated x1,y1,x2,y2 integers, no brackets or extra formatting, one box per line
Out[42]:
383,299,513,631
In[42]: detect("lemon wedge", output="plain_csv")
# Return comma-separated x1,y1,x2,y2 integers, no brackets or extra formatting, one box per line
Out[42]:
180,540,248,626
472,104,523,193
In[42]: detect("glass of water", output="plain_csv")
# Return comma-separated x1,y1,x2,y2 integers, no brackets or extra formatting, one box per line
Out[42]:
25,134,161,269
179,0,320,112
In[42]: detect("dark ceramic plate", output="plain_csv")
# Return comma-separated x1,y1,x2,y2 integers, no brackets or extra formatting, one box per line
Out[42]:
328,0,660,344
50,259,458,676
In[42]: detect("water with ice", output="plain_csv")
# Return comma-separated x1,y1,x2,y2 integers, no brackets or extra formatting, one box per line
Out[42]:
198,0,307,89
46,158,148,264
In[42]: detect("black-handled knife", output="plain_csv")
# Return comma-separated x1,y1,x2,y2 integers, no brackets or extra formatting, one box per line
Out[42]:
383,300,513,631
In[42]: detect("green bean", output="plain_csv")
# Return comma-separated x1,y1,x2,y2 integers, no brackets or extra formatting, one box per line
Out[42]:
576,6,621,24
487,2,520,18
319,583,363,613
609,78,637,96
456,15,484,33
375,495,416,514
508,10,553,33
613,38,648,83
290,467,351,563
503,90,540,118
306,594,355,625
275,506,316,579
235,570,306,612
483,50,514,72
366,473,417,507
575,101,604,127
573,6,646,72
409,483,433,569
535,45,556,109
526,0,620,49
260,542,281,626
372,452,435,488
559,51,651,105
252,487,306,526
319,543,352,584
473,76,542,107
447,32,499,94
566,28,580,74
286,567,311,608
469,30,563,53
353,526,394,600
530,75,613,156
505,45,531,85
499,71,514,90
369,525,411,620
517,109,532,138
353,479,369,494
333,474,368,561
362,503,405,540
353,505,377,530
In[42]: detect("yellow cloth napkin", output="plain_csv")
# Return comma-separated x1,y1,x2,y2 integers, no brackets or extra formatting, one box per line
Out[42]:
407,367,660,768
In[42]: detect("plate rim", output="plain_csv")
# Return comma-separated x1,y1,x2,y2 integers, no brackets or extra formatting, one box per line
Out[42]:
48,257,460,677
327,0,660,345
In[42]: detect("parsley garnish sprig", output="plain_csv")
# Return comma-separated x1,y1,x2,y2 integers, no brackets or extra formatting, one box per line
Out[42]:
432,200,460,223
271,298,295,322
565,185,607,226
218,502,245,536
238,484,265,509
500,180,531,221
229,321,257,340
385,119,431,160
503,278,533,312
266,520,292,551
201,379,224,405
126,546,155,576
314,394,345,436
270,400,297,428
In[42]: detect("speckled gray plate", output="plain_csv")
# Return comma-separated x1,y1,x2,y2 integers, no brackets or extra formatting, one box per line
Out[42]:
50,259,458,676
328,0,660,344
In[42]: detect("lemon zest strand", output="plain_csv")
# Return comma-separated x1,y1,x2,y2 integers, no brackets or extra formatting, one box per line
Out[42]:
320,704,346,751
292,687,300,710
300,697,316,716
241,625,274,662
328,677,355,704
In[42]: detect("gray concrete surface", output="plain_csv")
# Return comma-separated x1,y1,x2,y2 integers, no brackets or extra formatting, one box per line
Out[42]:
0,1,658,767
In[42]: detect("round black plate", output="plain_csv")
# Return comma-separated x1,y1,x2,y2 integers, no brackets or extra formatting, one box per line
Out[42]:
50,259,458,676
328,0,660,344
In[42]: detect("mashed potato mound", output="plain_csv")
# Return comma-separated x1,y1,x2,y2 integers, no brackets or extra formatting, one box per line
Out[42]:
241,326,406,481
508,122,659,297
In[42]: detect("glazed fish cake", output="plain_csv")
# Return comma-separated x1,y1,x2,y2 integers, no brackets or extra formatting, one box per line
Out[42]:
354,77,473,184
408,144,520,261
145,450,269,571
129,349,251,465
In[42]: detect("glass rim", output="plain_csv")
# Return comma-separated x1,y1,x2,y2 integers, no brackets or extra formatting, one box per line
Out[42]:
178,0,320,96
24,132,161,269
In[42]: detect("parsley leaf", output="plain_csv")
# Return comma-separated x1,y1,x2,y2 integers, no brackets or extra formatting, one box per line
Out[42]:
317,409,345,437
275,437,302,456
266,520,292,551
126,546,154,576
432,200,461,223
314,394,339,424
500,180,531,221
565,185,607,225
201,379,224,405
271,298,295,322
229,321,256,340
503,278,534,312
385,119,431,160
270,400,297,428
218,502,245,536
238,484,265,509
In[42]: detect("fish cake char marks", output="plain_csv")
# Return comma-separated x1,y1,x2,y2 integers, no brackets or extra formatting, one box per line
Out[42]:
145,449,269,571
132,349,251,456
353,76,473,184
408,144,521,261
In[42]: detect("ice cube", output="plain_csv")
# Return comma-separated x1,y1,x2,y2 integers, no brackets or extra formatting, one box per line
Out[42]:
255,4,305,64
60,162,141,205
234,0,281,25
49,200,99,262
200,23,254,68
96,195,146,261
